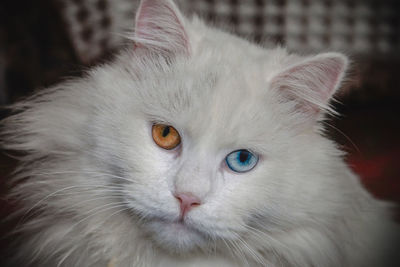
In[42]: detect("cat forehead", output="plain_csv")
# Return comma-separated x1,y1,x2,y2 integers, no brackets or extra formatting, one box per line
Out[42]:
117,25,298,148
138,59,284,150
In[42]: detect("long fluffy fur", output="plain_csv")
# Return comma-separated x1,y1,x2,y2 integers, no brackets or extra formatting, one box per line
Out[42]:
1,0,399,266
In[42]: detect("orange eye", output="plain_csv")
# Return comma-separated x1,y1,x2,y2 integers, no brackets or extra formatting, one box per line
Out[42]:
152,124,181,150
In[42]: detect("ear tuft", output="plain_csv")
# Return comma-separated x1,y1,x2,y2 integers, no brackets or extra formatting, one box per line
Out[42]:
271,53,348,118
133,0,190,56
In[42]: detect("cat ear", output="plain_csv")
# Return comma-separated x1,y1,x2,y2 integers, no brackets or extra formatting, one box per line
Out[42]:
271,52,348,119
133,0,190,55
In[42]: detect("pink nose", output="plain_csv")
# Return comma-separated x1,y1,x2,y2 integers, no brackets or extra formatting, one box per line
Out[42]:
174,192,201,219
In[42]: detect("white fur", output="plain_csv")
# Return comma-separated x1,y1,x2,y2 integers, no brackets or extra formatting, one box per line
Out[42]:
1,0,398,266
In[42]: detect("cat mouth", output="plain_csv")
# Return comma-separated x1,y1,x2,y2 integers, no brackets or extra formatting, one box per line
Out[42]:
168,220,193,232
154,217,203,235
144,217,208,252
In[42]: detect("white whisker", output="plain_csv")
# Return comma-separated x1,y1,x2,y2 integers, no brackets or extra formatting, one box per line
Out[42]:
17,184,127,226
68,203,128,231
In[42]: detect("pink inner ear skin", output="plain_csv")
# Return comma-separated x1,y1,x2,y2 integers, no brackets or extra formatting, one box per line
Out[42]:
317,57,346,102
271,54,348,116
134,0,190,55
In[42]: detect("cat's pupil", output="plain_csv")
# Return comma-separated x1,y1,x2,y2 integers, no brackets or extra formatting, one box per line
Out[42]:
239,151,249,163
162,126,170,137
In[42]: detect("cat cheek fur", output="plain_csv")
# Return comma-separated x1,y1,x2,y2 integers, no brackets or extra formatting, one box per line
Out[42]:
1,0,399,266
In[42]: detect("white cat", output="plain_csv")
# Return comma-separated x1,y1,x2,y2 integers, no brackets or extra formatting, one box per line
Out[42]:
1,0,399,266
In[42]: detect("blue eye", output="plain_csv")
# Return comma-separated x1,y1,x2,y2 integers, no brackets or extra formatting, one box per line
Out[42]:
225,149,258,173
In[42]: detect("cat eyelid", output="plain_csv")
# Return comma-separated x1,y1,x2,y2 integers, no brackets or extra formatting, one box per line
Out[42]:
226,147,263,158
148,118,172,126
148,118,178,129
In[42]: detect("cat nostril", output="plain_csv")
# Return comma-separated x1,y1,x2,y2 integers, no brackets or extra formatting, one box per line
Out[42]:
190,202,200,207
174,192,201,218
175,193,201,206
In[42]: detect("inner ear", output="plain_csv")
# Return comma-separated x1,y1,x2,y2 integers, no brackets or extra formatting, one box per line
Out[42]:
271,53,348,118
133,0,190,56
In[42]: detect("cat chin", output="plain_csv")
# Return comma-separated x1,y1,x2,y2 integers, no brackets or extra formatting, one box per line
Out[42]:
145,219,208,253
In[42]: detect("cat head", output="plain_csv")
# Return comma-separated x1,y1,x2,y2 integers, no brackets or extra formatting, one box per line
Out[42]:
82,0,348,255
5,0,349,259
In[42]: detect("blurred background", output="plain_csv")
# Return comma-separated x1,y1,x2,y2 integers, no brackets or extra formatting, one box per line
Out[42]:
0,0,399,256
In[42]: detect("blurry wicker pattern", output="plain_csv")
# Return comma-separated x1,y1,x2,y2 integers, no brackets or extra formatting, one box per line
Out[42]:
58,0,400,63
189,0,400,54
58,0,137,63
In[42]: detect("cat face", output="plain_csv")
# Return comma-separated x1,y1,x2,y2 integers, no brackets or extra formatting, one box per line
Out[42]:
82,0,347,254
93,56,285,252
